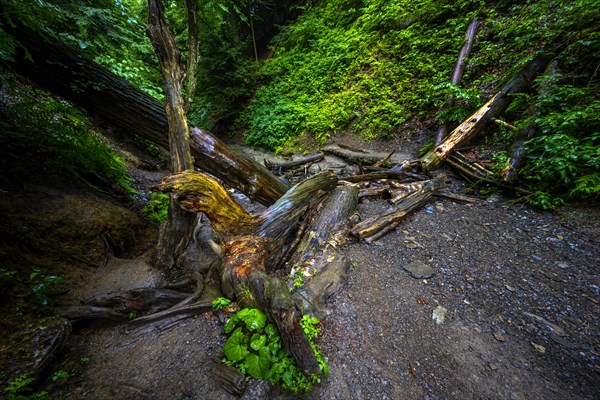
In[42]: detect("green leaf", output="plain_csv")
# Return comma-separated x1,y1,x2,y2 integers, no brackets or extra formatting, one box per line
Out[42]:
282,370,293,387
223,327,248,362
250,333,267,351
237,308,267,331
245,347,271,379
265,323,278,338
224,315,239,334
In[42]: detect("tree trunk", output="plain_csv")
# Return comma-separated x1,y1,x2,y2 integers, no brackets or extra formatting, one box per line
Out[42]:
421,53,553,171
435,17,479,145
147,0,197,270
184,0,200,112
152,171,341,374
4,20,289,206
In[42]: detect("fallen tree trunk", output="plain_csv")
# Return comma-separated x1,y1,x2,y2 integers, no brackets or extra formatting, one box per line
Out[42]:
421,53,553,171
5,21,288,206
153,171,341,374
351,179,443,242
265,152,324,175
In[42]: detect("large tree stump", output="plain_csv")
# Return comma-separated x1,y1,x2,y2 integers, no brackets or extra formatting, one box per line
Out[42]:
153,171,341,374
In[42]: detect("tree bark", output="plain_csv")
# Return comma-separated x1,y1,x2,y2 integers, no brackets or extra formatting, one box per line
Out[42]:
4,20,289,206
435,18,479,145
184,0,200,112
421,53,553,171
147,0,197,270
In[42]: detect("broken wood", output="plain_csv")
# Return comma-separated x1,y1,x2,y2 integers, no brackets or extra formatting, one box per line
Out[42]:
323,144,407,167
389,181,430,204
341,170,407,183
434,190,481,204
435,17,480,145
351,179,443,242
213,359,247,396
421,53,554,171
491,118,517,130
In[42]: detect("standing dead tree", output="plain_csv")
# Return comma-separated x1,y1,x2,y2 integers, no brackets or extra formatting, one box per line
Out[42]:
146,0,197,270
435,17,480,146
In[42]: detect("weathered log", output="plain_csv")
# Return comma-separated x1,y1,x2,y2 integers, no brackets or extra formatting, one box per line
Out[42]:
289,185,359,319
351,180,443,241
341,170,407,183
61,306,129,325
4,20,289,206
359,186,392,199
421,53,553,170
390,181,430,204
92,288,190,313
323,145,409,167
434,190,481,204
435,17,480,145
265,152,324,174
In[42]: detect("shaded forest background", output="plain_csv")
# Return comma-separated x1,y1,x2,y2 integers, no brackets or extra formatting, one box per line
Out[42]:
1,0,598,209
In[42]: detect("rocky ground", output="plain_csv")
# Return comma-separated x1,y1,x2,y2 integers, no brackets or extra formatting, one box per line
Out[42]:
1,134,598,400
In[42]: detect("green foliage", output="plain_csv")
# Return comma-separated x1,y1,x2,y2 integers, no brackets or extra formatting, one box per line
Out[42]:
28,270,65,307
221,308,328,395
3,374,50,400
142,193,170,223
212,297,233,311
243,0,488,149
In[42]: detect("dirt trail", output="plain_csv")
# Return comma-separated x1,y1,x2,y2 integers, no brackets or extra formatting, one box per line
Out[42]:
57,194,599,399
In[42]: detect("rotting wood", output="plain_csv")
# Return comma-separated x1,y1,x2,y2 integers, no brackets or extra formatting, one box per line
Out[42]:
434,190,481,204
389,181,431,204
147,0,198,270
491,118,517,130
351,179,443,242
341,170,407,183
154,171,339,374
323,144,406,166
422,53,553,171
213,358,246,396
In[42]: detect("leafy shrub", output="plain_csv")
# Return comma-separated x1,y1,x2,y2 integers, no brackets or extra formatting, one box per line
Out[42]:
221,308,328,395
142,193,170,224
3,374,50,400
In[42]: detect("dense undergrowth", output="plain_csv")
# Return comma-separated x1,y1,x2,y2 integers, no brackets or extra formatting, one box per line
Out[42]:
241,0,599,207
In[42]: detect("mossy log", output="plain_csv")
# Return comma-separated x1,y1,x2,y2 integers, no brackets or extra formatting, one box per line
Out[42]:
153,170,340,374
